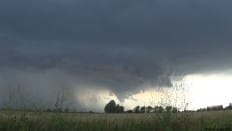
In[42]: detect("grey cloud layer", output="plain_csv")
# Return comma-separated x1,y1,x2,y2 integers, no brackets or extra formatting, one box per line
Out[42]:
0,0,232,110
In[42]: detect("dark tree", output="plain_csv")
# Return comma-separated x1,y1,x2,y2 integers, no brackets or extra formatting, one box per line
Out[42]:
140,106,146,113
225,103,232,110
104,100,117,113
154,106,164,113
147,106,153,113
104,100,125,113
134,106,140,113
120,106,124,113
172,107,178,113
116,104,124,113
165,106,173,112
125,110,133,113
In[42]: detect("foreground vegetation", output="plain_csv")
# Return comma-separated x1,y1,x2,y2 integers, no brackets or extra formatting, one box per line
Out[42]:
0,110,232,131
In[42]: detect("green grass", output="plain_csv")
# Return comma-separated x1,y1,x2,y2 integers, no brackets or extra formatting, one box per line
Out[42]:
0,110,232,131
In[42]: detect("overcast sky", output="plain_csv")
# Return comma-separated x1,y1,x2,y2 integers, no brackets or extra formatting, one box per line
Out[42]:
0,0,232,111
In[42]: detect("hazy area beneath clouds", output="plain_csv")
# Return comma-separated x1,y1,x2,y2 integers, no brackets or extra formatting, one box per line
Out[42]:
0,0,232,110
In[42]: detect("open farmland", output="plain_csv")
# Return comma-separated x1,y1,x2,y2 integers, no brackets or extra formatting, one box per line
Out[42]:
0,110,231,131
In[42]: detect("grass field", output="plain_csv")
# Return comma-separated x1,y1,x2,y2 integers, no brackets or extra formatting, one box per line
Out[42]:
0,110,232,131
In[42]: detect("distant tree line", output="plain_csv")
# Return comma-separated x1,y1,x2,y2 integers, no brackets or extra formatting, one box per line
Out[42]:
197,103,232,112
104,100,179,113
104,100,232,114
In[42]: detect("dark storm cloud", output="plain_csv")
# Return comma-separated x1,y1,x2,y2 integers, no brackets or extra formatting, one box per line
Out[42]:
1,0,232,110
